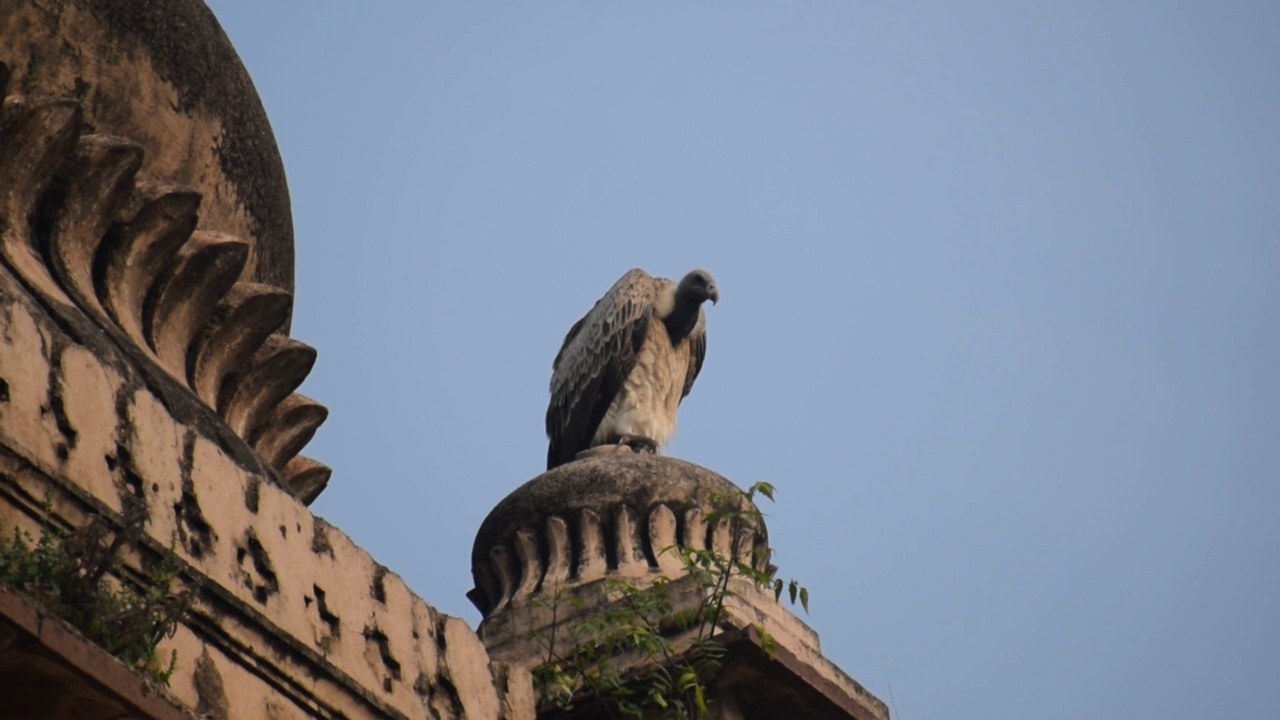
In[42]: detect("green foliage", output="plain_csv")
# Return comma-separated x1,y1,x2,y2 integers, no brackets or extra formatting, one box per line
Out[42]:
0,500,191,685
533,481,809,719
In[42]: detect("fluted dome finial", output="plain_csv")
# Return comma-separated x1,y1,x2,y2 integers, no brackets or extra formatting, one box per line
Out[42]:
468,453,771,623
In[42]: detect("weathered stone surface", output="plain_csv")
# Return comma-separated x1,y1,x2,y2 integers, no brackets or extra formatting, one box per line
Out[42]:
472,455,890,720
0,3,540,718
1,3,887,718
0,200,531,719
0,91,325,497
0,0,295,302
468,453,772,619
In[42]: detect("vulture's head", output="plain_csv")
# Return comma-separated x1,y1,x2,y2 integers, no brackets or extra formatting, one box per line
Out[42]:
678,269,719,306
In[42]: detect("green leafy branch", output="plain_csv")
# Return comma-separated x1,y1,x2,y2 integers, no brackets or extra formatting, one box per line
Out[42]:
0,498,192,685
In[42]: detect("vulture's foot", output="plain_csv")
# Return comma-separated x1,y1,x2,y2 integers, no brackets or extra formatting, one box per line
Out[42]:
575,445,634,461
617,435,659,455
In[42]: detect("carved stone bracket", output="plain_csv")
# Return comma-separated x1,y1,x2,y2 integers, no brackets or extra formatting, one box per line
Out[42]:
0,94,328,502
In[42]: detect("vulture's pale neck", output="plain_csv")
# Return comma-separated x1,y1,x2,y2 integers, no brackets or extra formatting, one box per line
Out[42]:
662,287,703,345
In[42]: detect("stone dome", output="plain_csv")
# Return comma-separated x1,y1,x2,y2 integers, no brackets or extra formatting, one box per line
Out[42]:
468,453,771,620
0,1,328,500
1,0,295,320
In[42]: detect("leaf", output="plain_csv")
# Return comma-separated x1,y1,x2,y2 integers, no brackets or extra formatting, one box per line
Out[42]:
678,669,699,691
752,482,776,502
758,624,777,659
694,681,709,715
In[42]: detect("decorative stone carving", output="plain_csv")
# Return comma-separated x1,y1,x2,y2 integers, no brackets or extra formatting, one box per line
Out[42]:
467,453,772,620
0,94,327,501
0,5,543,718
0,0,297,301
469,454,890,720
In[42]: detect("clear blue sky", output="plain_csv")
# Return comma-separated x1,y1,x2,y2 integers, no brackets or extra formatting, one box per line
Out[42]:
204,3,1278,718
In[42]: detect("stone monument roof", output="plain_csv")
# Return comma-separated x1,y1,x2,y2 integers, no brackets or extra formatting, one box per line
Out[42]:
1,0,295,313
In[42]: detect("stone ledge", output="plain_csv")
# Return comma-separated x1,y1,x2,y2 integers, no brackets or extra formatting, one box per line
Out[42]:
485,571,888,720
714,625,889,720
0,584,193,720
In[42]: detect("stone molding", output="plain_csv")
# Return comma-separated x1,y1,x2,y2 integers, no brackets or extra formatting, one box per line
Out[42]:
0,94,326,502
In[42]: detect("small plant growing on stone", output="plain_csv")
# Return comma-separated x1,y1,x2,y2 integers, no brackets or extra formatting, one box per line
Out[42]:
532,482,809,719
22,52,42,94
0,497,192,685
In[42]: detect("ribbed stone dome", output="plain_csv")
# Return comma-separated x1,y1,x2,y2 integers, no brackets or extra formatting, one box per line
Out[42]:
0,1,330,500
1,0,295,315
468,453,771,619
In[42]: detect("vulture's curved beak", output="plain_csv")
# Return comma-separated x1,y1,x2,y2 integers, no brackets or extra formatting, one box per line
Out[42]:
708,286,720,305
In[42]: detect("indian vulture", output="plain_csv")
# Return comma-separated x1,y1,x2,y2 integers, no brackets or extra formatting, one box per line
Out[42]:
545,268,719,470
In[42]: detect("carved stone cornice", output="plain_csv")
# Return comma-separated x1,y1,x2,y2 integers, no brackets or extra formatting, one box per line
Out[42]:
467,453,772,621
0,94,327,502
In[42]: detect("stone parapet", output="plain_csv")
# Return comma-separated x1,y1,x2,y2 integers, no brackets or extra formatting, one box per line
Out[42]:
0,262,532,718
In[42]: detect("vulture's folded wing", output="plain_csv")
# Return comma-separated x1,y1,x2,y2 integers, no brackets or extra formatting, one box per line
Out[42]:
546,268,656,469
